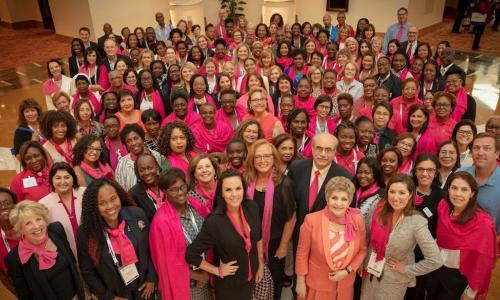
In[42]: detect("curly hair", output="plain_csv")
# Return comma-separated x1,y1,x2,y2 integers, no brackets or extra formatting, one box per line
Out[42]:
18,98,42,126
158,121,196,157
72,135,108,166
80,178,134,264
39,110,77,140
235,119,265,143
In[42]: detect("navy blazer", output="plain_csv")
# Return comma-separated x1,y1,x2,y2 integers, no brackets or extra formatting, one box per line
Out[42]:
374,73,403,99
77,206,157,300
129,182,158,222
5,222,85,300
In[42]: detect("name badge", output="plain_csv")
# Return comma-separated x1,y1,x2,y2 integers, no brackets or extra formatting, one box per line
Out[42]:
118,264,139,286
422,207,433,218
367,251,385,278
22,177,37,188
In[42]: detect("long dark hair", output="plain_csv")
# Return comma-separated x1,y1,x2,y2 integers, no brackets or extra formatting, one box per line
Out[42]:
378,174,417,225
412,153,440,187
73,135,109,166
49,162,79,191
213,169,247,214
80,178,134,263
444,171,479,225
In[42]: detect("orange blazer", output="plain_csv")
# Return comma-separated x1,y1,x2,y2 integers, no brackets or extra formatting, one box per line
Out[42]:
296,210,367,293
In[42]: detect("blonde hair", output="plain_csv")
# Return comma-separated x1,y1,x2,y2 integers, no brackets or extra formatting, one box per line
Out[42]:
243,139,283,185
342,61,359,77
247,87,268,113
139,49,154,68
307,65,324,85
259,48,275,68
325,176,355,203
180,62,198,89
9,200,49,233
52,91,71,108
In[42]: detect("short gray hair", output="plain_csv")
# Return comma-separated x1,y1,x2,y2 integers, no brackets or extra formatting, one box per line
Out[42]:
9,200,49,233
325,176,355,204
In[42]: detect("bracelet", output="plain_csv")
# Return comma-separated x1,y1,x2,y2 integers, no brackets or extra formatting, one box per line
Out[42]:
218,266,224,279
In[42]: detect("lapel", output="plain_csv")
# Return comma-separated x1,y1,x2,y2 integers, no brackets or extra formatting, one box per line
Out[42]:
311,163,335,211
25,257,53,299
302,160,313,207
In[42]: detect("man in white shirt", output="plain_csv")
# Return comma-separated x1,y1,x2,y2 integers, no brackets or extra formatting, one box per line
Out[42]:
398,26,420,60
155,12,172,42
437,47,466,89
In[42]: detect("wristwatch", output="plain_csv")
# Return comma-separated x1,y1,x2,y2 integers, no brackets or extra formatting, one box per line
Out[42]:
345,265,353,274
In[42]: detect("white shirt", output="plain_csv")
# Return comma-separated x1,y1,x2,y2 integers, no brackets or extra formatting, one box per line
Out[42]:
310,162,332,189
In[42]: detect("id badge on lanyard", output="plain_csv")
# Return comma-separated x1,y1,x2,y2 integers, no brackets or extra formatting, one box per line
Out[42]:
181,208,204,270
104,231,139,286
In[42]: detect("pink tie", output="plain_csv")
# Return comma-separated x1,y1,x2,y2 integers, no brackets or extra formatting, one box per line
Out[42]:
407,41,413,58
308,170,321,210
396,25,404,41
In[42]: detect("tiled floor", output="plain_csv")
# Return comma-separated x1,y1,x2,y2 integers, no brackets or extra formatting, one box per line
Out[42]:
0,15,498,300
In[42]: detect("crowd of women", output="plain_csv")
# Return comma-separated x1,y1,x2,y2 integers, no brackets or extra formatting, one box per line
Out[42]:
4,6,499,300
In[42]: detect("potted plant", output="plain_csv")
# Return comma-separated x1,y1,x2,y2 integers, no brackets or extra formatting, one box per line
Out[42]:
219,0,246,18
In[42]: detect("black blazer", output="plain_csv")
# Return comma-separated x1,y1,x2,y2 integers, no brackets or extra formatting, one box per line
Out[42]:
13,125,33,155
5,222,85,300
103,54,132,72
398,40,422,61
377,127,396,150
77,206,157,300
129,183,158,222
374,73,403,99
186,200,261,299
98,34,123,49
68,56,82,77
437,63,466,90
287,159,353,241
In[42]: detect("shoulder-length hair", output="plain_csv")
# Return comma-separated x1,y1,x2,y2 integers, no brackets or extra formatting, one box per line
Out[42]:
407,104,429,134
412,152,440,187
235,119,265,142
438,140,461,171
378,174,417,225
444,171,479,225
18,98,42,126
39,110,77,140
19,141,49,170
243,139,283,186
355,157,384,188
73,135,108,166
49,162,79,191
187,153,220,188
213,169,248,214
452,119,477,149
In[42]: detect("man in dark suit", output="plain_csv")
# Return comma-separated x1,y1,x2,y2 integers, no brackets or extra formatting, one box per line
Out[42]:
398,26,420,61
288,133,352,250
97,23,123,49
78,26,98,50
374,56,403,99
437,47,466,90
102,38,132,72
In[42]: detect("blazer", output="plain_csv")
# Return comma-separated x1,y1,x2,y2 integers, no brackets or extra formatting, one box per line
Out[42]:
39,187,86,258
129,182,158,222
437,63,466,90
103,54,132,72
77,206,157,300
68,56,81,77
296,210,367,293
374,73,403,99
5,222,85,300
376,127,396,150
287,159,353,244
186,200,262,300
397,40,421,60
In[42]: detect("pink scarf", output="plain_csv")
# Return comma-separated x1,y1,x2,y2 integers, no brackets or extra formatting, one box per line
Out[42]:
322,58,336,70
141,90,165,119
42,78,62,96
399,68,411,80
150,197,209,300
247,172,275,262
437,200,498,299
355,183,380,207
194,183,217,212
188,94,217,114
215,104,246,130
286,65,309,87
146,188,165,209
167,152,195,174
72,92,101,114
413,129,439,159
276,57,293,69
161,111,202,128
226,206,253,281
18,235,57,270
369,203,392,261
105,136,128,170
50,139,73,165
105,220,138,265
80,161,113,179
323,207,360,242
415,194,424,206
398,157,413,174
293,95,316,118
450,87,468,122
192,121,234,153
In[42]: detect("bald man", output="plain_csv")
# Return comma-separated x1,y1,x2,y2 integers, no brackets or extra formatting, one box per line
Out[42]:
287,133,353,253
102,39,132,72
398,26,421,60
104,70,137,94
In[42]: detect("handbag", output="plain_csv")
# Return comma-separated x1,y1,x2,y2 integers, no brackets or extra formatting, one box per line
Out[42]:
251,264,274,300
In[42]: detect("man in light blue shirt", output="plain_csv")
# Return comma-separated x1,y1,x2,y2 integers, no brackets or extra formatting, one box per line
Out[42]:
383,7,411,53
155,12,172,42
457,132,500,235
323,14,339,42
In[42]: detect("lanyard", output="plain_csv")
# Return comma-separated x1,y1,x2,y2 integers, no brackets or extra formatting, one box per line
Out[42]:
297,135,309,152
181,207,199,245
316,119,328,134
1,229,11,253
104,231,121,267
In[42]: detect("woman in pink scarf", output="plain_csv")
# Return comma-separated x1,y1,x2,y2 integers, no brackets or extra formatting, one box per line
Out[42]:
427,172,497,300
407,104,439,158
428,92,458,142
243,139,296,300
284,49,309,90
308,95,337,135
73,74,101,114
216,89,246,130
150,168,211,300
73,135,114,186
296,176,366,300
388,78,422,134
192,104,233,153
353,158,383,223
161,89,201,128
136,69,166,119
237,73,275,115
294,77,316,118
159,121,197,175
353,77,377,118
444,71,476,122
188,74,218,114
187,154,219,212
42,59,75,110
78,46,109,92
288,109,314,158
394,133,417,175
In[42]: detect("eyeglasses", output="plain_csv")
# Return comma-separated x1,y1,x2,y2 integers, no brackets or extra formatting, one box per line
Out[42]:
435,103,451,108
87,146,103,153
254,154,273,162
250,98,266,103
397,141,414,149
313,146,334,154
167,183,188,194
415,167,436,174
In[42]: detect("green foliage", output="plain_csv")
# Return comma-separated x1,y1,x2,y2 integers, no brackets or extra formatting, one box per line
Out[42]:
219,0,246,17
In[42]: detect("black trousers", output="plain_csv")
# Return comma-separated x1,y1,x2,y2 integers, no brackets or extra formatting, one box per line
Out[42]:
426,266,468,300
404,275,428,300
472,22,486,49
268,237,286,300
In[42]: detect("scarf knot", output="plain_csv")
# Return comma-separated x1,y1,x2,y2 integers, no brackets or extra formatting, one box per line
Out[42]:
105,221,138,265
18,235,57,270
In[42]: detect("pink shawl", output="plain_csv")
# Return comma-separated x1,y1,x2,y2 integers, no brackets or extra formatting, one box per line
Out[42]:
167,152,196,174
293,95,316,118
247,172,275,262
215,104,246,130
188,94,217,114
150,196,209,300
369,203,391,261
161,111,201,128
237,93,275,115
276,57,292,69
388,96,422,134
72,92,101,114
192,121,234,153
449,87,468,122
78,64,109,89
353,96,374,118
42,78,62,96
413,129,439,159
308,115,337,135
323,207,360,242
105,136,128,170
141,90,165,119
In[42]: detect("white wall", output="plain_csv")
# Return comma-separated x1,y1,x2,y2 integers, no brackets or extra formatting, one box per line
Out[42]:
0,0,13,23
409,0,446,29
49,0,94,38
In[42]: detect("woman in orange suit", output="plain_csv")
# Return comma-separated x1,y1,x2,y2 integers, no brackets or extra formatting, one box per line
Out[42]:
295,176,367,300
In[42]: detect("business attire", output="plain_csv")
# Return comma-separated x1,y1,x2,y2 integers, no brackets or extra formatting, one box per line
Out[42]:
437,63,466,90
186,200,262,300
129,182,163,222
398,40,421,61
383,22,411,53
374,73,403,99
361,209,442,300
77,206,157,300
287,159,353,254
5,222,85,300
68,56,84,77
103,54,132,72
12,125,36,156
296,209,367,299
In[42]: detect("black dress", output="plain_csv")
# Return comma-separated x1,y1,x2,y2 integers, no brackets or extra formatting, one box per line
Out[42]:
186,200,262,300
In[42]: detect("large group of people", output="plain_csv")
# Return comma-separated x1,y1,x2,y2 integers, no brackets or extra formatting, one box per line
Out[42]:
4,4,500,300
